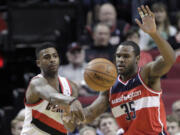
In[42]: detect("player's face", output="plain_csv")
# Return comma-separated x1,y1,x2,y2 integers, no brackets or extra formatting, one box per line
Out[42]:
37,47,60,75
100,117,118,135
116,45,139,75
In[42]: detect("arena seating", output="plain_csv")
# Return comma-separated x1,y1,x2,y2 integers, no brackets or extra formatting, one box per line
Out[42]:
161,79,180,114
167,63,180,78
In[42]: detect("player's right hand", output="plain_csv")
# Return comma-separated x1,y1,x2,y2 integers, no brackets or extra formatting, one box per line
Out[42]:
70,99,85,122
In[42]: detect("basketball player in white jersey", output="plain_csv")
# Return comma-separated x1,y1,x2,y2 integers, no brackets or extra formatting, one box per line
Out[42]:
80,5,176,135
21,42,84,135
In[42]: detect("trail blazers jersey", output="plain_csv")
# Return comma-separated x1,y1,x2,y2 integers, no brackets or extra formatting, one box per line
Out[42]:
109,71,169,135
21,74,72,135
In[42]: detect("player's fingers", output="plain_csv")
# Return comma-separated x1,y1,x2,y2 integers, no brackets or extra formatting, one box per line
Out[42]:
141,5,148,16
138,7,144,18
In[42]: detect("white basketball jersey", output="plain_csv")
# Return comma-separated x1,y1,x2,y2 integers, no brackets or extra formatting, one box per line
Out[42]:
21,74,72,135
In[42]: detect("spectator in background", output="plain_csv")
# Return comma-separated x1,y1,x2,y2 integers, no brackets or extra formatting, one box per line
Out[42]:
80,3,130,47
125,26,152,67
172,100,180,124
79,126,96,135
58,42,96,97
168,11,180,62
97,113,124,135
85,23,115,62
98,3,130,46
11,109,25,135
58,42,87,86
166,114,180,135
139,2,177,51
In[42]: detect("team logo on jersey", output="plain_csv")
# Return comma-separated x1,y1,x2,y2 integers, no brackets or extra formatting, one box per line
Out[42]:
46,103,68,113
112,90,141,104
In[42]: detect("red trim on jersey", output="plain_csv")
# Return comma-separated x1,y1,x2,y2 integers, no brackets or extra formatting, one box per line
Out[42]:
118,69,139,85
66,79,72,96
138,72,162,94
118,76,129,85
32,109,67,134
58,77,64,93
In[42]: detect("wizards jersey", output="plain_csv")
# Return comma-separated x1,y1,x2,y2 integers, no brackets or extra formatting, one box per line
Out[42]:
21,74,72,135
109,71,169,135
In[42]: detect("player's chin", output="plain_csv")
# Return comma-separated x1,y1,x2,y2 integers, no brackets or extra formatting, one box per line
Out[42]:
117,68,126,74
48,69,58,74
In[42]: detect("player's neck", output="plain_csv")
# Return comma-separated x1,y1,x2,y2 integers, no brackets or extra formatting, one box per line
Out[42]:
120,67,138,82
43,72,58,80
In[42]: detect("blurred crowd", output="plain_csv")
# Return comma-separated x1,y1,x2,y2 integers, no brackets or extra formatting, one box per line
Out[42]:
0,0,180,135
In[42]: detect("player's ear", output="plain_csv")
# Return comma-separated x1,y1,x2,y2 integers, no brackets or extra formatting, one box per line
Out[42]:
36,59,40,67
136,55,140,64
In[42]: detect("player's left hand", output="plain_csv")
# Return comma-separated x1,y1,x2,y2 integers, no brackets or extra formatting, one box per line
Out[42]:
135,5,156,35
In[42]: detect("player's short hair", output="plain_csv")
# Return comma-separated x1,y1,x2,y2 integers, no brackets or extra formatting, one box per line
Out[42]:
119,41,140,56
35,42,57,59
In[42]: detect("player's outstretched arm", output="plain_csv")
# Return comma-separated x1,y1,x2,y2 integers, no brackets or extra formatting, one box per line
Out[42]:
30,78,85,132
83,91,109,124
30,77,75,106
135,5,176,77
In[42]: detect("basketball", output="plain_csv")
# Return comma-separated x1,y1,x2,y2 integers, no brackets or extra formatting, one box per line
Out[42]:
84,58,117,92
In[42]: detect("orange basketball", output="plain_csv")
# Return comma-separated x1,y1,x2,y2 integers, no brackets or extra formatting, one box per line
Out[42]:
84,58,117,92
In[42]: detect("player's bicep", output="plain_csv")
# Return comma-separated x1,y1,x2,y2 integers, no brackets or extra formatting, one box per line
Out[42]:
147,56,172,77
30,78,57,101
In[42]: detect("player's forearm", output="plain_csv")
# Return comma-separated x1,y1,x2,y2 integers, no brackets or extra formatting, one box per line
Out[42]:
49,93,76,106
84,92,109,123
150,32,176,64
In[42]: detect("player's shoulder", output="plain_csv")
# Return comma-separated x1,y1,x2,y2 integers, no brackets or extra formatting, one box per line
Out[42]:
29,75,47,87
